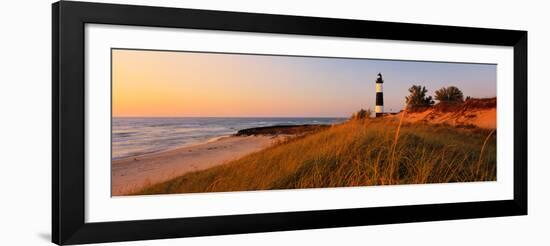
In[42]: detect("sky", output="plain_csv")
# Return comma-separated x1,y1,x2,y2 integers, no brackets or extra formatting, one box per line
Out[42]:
112,49,496,117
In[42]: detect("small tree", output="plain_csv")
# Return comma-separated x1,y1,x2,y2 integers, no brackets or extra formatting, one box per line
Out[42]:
405,85,434,110
351,108,371,120
435,86,464,104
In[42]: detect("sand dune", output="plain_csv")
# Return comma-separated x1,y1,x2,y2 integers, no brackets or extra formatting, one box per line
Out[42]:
389,98,497,129
400,107,496,129
111,135,289,195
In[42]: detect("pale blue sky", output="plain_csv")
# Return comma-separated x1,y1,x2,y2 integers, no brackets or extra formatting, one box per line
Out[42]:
230,53,496,116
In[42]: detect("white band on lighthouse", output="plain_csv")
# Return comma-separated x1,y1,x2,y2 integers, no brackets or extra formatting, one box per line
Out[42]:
375,105,384,113
376,83,383,93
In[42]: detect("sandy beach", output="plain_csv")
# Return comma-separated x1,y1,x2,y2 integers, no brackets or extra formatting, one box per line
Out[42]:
112,134,289,195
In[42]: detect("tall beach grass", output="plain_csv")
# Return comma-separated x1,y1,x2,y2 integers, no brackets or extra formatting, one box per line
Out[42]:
135,118,496,195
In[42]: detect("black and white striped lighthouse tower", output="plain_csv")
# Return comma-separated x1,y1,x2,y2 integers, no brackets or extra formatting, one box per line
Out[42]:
375,73,384,117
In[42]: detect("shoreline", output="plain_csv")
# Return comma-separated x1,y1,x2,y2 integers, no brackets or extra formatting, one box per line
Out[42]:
113,124,330,161
112,124,325,195
112,134,234,161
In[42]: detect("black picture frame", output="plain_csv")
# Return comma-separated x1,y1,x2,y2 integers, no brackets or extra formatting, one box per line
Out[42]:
52,1,527,245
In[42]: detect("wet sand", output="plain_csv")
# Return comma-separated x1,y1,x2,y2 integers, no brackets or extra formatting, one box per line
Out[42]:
112,135,289,195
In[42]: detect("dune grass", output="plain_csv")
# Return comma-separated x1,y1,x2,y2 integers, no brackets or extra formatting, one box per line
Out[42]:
134,118,496,195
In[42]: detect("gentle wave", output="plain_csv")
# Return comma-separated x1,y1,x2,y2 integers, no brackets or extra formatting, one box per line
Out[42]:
112,117,346,160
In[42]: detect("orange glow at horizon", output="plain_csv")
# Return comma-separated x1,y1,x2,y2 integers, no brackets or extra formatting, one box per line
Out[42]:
112,49,358,117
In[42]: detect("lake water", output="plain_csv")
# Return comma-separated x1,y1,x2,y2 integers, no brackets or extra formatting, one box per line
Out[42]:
112,117,346,160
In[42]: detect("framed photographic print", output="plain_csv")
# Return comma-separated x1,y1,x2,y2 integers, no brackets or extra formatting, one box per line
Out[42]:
52,1,527,245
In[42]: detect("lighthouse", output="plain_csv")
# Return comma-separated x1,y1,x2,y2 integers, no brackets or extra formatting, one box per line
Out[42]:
375,73,384,117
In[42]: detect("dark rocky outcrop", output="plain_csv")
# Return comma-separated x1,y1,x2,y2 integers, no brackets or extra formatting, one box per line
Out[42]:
236,124,330,136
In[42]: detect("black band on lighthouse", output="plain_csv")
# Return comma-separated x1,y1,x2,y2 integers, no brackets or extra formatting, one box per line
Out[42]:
376,92,384,106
